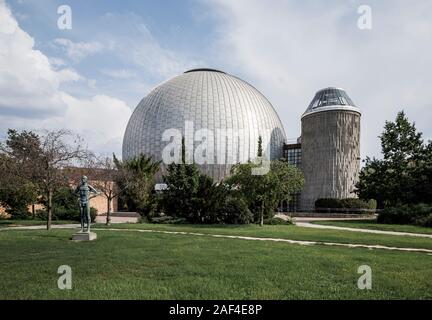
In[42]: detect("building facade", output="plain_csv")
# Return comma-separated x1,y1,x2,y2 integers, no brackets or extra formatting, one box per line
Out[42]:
122,68,286,182
285,88,361,211
122,70,361,212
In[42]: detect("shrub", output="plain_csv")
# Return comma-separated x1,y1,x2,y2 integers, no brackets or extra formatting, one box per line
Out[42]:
367,199,378,210
7,207,31,220
216,196,253,225
414,214,432,227
378,203,432,227
138,215,148,224
340,198,369,209
315,198,343,208
264,217,293,225
0,181,38,220
36,187,98,222
36,207,97,222
150,216,187,224
315,198,374,213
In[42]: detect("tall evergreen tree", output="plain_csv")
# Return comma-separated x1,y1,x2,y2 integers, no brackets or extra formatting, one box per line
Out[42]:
257,135,263,157
162,137,201,219
357,111,431,206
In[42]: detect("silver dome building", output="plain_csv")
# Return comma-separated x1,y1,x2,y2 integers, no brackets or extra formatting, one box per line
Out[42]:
122,68,286,181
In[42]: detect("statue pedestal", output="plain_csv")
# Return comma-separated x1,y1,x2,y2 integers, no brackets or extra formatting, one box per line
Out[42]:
72,231,97,241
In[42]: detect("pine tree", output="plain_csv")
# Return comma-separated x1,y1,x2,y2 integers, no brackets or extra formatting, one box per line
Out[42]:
257,135,263,157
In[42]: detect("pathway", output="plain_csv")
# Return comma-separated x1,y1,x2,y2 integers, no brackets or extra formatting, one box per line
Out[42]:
295,222,432,239
2,224,431,254
92,228,432,254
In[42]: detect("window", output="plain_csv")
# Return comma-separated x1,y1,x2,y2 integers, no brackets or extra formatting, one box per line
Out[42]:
285,147,301,167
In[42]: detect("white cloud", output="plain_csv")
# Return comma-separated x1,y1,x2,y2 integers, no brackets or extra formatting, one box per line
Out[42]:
206,0,432,159
53,38,104,62
98,12,203,79
0,1,131,156
57,68,83,83
61,94,131,141
48,56,67,68
100,68,137,79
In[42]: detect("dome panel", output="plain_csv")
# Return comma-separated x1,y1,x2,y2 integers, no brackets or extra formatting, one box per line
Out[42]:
122,70,286,181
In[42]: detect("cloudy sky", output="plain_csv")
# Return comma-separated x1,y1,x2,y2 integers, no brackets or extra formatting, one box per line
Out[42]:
1,0,431,159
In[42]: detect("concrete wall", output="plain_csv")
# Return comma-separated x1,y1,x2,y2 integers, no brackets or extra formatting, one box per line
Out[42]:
90,193,118,215
300,110,360,211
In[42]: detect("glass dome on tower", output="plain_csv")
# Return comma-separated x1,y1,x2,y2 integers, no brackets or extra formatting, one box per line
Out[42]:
302,87,360,118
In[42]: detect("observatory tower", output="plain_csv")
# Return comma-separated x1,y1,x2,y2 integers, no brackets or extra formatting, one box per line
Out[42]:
300,87,361,211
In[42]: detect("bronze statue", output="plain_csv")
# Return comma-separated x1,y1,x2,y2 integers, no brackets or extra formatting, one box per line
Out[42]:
75,175,99,233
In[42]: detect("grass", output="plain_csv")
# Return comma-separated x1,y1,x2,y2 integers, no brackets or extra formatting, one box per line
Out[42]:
310,219,432,235
0,219,76,228
93,222,432,250
0,228,431,299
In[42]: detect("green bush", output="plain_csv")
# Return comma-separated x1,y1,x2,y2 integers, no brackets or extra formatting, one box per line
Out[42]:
378,203,432,227
36,207,97,222
7,207,31,220
36,187,98,222
315,198,374,213
0,181,38,220
340,198,369,209
367,199,378,210
264,217,293,225
413,214,432,227
150,216,187,224
315,198,343,208
216,196,253,225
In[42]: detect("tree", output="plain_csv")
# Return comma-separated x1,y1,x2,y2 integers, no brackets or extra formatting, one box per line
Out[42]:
35,130,89,230
1,129,90,228
91,155,130,225
0,178,38,219
160,137,226,223
162,159,201,219
0,130,42,217
116,154,160,216
381,111,424,162
227,159,304,226
257,135,263,157
356,111,430,207
356,157,389,206
414,141,432,202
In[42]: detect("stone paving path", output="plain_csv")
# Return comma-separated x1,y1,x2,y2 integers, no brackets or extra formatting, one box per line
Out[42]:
296,222,432,239
2,224,432,254
91,228,432,254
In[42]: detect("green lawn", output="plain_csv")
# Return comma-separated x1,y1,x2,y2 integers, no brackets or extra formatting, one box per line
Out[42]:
93,222,432,250
0,228,431,299
310,219,432,235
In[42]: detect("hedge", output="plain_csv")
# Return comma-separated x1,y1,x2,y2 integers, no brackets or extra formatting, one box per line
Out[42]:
36,207,98,222
377,203,432,227
315,198,377,213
